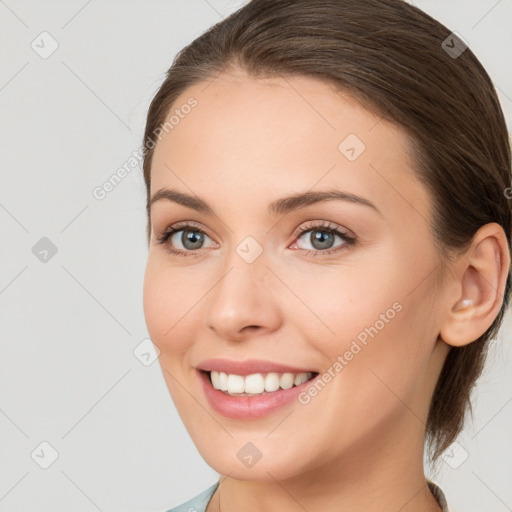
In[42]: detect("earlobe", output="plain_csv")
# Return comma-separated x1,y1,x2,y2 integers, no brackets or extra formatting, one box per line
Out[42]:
439,223,510,348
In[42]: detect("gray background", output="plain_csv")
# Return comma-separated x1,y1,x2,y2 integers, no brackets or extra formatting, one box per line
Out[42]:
0,0,511,510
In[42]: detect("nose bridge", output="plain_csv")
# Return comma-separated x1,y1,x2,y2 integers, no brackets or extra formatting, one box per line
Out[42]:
214,235,269,306
234,233,266,267
204,235,278,337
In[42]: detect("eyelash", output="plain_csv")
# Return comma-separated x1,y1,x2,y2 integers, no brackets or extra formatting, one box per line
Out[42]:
155,220,357,258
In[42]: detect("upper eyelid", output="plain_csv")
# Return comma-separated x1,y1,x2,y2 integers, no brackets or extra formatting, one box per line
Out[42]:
164,220,346,234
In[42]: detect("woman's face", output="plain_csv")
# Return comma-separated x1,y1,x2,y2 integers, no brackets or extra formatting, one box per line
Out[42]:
143,71,450,481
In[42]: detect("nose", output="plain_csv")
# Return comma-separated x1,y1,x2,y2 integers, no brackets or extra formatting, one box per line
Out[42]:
204,256,282,342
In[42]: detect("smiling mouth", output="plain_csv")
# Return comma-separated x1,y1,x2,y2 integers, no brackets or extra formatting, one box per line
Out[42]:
201,369,319,397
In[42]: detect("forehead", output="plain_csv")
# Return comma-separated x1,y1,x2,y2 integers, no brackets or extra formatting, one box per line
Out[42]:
149,71,431,224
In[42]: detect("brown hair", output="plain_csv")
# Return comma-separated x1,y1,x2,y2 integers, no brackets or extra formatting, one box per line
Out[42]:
141,0,512,465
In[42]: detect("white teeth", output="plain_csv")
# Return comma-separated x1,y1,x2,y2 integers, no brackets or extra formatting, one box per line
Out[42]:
280,373,295,389
209,370,314,396
219,371,228,391
227,374,245,393
294,373,309,386
210,370,220,389
245,373,265,394
264,372,280,392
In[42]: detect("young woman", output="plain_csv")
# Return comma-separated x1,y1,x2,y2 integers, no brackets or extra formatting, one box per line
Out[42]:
141,1,511,510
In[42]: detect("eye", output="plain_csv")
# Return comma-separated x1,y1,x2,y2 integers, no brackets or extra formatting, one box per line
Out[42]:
290,221,357,256
155,222,217,257
155,220,357,257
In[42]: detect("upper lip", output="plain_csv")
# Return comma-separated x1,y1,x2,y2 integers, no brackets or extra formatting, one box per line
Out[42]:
196,358,317,376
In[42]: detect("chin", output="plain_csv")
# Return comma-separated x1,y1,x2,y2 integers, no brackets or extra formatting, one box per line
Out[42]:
193,436,313,483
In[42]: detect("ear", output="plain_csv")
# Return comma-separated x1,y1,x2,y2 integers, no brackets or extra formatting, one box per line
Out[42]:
439,222,510,347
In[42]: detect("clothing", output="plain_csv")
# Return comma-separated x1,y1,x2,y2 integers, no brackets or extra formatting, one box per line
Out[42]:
165,481,219,512
165,479,449,512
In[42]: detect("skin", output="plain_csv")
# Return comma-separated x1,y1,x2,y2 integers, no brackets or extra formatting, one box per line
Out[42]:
142,70,510,512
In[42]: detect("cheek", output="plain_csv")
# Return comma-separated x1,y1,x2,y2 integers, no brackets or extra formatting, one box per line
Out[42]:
300,257,433,404
283,258,402,345
143,260,202,412
142,258,196,356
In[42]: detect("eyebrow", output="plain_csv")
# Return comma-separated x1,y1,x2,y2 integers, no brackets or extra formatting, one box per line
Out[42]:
148,188,382,217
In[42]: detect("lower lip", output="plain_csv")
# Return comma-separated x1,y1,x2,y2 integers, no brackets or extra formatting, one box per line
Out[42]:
197,370,319,419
